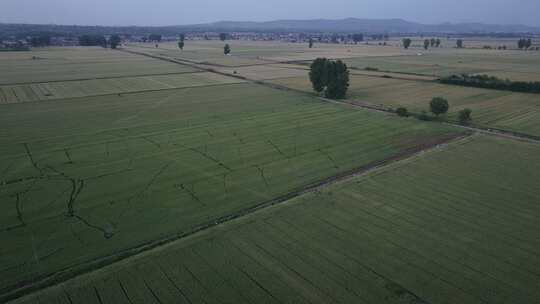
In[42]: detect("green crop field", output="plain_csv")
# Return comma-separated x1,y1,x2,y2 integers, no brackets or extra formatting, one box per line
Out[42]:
12,135,540,304
2,40,540,304
270,74,540,136
0,72,243,104
0,47,197,85
342,49,540,81
0,81,461,293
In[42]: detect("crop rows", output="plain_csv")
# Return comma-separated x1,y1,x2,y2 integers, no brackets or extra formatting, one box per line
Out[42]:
0,82,461,293
269,74,540,136
12,135,540,304
0,72,243,104
0,47,197,85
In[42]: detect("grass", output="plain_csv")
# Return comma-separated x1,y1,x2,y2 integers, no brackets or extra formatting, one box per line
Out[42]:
12,135,540,304
269,74,540,136
0,82,461,293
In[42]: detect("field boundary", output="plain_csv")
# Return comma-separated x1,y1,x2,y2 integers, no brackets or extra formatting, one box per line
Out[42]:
1,132,471,303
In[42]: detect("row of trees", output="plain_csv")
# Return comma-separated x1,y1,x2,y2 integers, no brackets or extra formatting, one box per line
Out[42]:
440,74,540,94
78,34,121,49
403,38,462,49
518,38,533,49
423,38,442,49
397,98,472,124
309,58,350,99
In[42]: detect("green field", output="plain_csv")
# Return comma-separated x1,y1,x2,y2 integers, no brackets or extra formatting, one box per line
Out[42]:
0,47,197,85
0,72,243,104
270,74,540,136
2,41,540,304
342,50,540,81
12,135,540,304
128,40,407,67
0,81,462,293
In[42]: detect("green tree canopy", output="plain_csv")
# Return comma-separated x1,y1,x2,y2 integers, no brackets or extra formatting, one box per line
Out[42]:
403,38,412,49
224,44,231,55
430,97,449,116
309,58,349,99
109,35,121,49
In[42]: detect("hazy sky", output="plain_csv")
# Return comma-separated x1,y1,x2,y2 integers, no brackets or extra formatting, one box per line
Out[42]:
1,0,539,26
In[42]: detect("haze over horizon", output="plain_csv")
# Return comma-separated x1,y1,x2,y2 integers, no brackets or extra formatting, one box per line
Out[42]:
1,0,539,27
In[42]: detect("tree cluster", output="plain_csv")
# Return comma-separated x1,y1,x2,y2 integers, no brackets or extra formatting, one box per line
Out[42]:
109,35,121,49
79,35,107,47
219,33,229,41
440,74,540,94
518,38,532,49
29,35,51,47
351,34,364,43
309,58,350,99
456,39,464,48
224,44,231,55
148,34,162,42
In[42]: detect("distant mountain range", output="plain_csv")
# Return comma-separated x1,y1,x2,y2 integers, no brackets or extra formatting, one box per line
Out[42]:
1,18,539,38
196,18,540,33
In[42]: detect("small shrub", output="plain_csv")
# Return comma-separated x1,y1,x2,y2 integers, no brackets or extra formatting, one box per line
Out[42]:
458,108,472,124
396,107,409,117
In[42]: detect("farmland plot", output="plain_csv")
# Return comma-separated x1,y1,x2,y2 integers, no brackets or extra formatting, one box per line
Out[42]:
12,135,540,304
0,72,243,104
0,82,461,294
269,74,540,136
127,40,408,67
0,47,197,85
343,50,540,81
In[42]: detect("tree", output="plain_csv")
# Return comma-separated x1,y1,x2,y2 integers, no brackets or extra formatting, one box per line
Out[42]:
325,60,350,99
178,41,185,50
458,108,472,124
518,39,525,49
224,44,231,55
424,39,430,50
430,97,449,116
396,107,409,117
352,34,364,44
526,39,532,49
309,38,314,48
308,58,349,99
456,39,464,48
109,35,121,49
435,38,441,47
219,33,228,41
430,38,436,47
309,58,328,93
403,38,412,49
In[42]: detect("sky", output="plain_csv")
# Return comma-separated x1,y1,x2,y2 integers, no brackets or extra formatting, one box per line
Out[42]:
1,0,539,27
